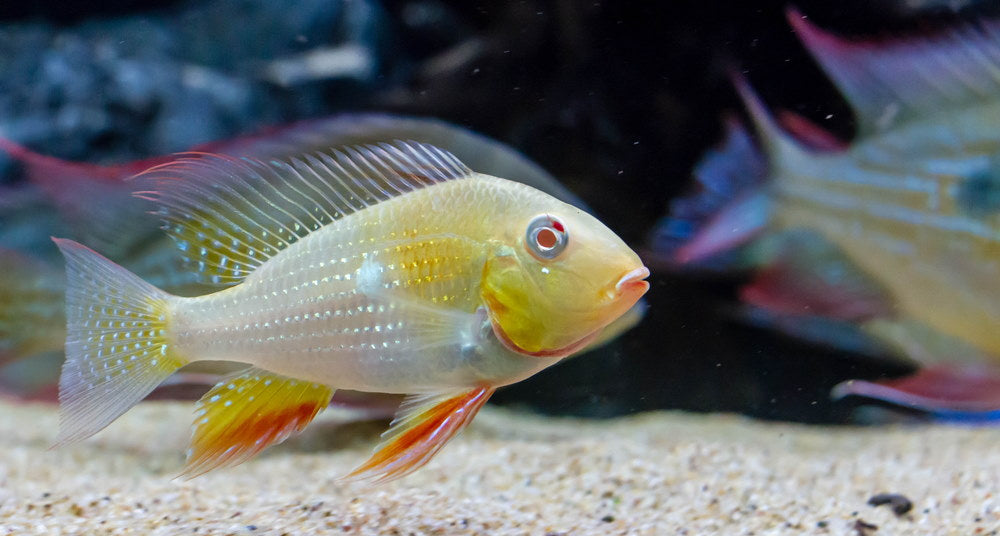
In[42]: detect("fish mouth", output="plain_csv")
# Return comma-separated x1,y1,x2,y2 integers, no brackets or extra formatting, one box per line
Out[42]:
614,266,650,296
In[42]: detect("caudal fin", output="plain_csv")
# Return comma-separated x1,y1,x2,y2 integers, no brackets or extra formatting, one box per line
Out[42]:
53,238,188,445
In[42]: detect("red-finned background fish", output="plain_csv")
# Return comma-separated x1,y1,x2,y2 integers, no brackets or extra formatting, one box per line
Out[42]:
651,9,1000,420
52,141,649,481
0,114,647,400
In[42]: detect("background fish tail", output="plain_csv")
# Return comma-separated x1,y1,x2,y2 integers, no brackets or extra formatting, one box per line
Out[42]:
0,137,161,258
0,247,65,365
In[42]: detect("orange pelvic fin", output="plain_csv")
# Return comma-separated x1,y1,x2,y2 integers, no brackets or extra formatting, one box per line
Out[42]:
179,367,333,479
344,386,495,484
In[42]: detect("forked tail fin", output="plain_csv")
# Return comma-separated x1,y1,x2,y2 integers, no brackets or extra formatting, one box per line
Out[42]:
53,238,188,445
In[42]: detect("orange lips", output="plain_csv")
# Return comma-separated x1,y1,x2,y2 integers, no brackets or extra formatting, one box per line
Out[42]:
615,266,651,296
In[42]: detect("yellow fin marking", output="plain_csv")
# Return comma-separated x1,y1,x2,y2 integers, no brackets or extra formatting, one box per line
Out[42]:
180,368,334,478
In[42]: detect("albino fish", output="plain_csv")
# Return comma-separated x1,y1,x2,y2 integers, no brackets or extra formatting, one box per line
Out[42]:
653,10,1000,419
0,114,646,399
53,141,648,481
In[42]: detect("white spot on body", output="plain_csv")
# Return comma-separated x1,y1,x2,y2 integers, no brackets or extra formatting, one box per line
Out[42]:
357,257,385,297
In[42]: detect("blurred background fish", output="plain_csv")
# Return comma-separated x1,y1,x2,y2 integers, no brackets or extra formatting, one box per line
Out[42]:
653,8,1000,420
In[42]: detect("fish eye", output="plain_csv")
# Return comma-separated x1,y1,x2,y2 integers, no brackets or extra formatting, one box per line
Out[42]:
525,214,568,260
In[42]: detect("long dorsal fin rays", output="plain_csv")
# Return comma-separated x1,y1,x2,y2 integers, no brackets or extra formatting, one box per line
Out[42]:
203,114,590,210
343,386,495,484
134,141,474,286
179,367,334,479
787,8,1000,134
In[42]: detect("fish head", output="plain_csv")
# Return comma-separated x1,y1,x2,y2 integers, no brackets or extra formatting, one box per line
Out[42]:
481,202,649,358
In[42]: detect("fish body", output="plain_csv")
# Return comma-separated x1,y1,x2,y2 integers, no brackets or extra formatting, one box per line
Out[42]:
0,114,647,398
54,142,648,481
165,178,592,393
658,10,1000,417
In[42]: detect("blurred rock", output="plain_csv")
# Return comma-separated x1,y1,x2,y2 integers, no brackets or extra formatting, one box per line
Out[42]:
0,0,386,169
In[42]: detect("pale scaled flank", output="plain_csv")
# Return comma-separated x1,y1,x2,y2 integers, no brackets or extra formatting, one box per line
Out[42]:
53,141,649,482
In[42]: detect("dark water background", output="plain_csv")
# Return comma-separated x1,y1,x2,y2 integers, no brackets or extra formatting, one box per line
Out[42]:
1,0,995,423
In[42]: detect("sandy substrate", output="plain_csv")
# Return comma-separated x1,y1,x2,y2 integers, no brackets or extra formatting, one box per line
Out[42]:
0,400,997,535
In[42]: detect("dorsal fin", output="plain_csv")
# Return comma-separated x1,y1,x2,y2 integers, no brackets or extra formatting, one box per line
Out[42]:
194,114,588,210
731,72,812,169
135,141,473,285
788,8,1000,134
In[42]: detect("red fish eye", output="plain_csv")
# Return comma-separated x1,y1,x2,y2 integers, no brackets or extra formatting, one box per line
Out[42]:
525,214,568,260
535,227,558,249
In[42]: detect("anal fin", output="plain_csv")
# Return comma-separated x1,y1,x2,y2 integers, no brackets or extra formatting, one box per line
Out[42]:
344,386,494,483
833,364,1000,420
180,367,334,478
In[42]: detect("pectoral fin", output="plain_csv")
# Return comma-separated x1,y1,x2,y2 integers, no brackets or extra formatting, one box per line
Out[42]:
180,367,334,478
344,386,494,483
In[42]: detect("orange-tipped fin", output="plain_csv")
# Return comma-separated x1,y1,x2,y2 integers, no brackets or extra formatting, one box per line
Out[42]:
180,368,334,479
343,386,494,484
